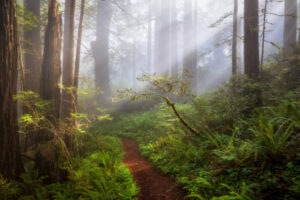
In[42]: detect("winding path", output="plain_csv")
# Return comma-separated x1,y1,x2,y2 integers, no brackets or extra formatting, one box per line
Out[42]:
121,138,185,200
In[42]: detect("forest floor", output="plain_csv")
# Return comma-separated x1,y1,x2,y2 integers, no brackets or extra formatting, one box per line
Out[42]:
121,138,185,200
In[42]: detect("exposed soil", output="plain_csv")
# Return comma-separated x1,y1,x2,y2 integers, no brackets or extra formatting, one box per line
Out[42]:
121,138,185,200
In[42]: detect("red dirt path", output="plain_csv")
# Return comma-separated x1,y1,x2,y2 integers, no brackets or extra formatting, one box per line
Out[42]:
121,138,185,200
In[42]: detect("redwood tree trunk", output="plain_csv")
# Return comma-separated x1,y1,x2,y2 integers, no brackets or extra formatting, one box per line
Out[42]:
74,0,86,109
283,0,297,54
23,0,41,93
0,0,24,179
62,0,76,119
244,0,260,80
232,0,238,75
40,0,62,121
92,0,112,107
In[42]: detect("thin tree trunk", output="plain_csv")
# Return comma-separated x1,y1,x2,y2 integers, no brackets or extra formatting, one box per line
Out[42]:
23,0,41,93
0,0,24,179
74,0,86,110
261,0,268,78
232,0,238,75
170,0,178,76
154,0,162,74
244,0,260,80
160,0,171,75
146,0,152,74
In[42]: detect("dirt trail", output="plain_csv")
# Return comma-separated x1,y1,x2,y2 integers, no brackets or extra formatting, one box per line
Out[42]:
121,138,185,200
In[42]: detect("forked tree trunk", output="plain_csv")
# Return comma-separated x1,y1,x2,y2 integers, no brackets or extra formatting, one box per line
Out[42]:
23,0,41,93
0,0,24,179
244,0,260,80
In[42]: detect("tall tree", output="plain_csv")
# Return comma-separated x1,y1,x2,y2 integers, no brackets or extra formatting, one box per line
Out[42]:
283,0,297,53
40,0,62,121
232,0,238,75
62,0,76,119
261,0,268,77
183,0,197,91
37,0,62,178
146,0,153,74
170,0,178,76
62,0,76,151
160,0,171,75
154,0,162,74
244,0,260,80
0,0,24,179
23,0,41,93
92,0,112,106
74,0,86,110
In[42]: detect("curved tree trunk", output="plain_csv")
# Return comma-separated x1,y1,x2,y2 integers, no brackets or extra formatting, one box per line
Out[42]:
0,0,24,179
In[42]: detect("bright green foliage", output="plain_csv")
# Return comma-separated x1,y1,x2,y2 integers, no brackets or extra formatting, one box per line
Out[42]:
0,136,138,200
94,74,300,199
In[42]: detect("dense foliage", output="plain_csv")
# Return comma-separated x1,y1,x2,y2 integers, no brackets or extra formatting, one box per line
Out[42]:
93,65,300,199
0,135,138,200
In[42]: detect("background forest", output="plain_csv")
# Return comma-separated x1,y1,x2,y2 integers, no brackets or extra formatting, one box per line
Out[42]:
0,0,300,199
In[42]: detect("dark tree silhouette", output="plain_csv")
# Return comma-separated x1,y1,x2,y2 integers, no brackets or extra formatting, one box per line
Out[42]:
0,0,24,179
244,0,259,80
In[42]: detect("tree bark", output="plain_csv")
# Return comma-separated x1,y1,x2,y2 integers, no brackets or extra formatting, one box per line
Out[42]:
74,0,86,109
0,0,24,179
261,0,268,78
283,0,297,54
23,0,41,93
40,0,62,122
92,0,112,106
232,0,238,75
62,0,76,121
244,0,260,80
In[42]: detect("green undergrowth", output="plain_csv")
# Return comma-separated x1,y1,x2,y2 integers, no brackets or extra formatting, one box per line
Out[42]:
0,135,138,200
94,80,300,199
